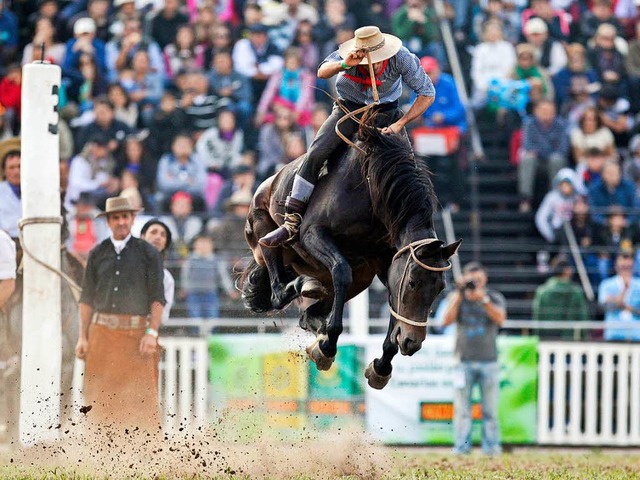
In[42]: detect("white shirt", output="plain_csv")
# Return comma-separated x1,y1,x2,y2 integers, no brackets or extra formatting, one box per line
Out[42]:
232,38,284,78
163,268,175,323
110,233,132,254
0,230,16,280
65,154,112,212
0,181,22,238
471,41,517,94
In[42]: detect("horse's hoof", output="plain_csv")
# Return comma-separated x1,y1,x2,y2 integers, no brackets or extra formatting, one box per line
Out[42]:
364,361,391,390
306,336,335,371
300,277,327,299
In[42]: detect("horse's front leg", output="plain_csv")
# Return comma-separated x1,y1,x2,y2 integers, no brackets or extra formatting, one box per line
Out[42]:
364,316,398,390
258,244,301,310
301,226,351,371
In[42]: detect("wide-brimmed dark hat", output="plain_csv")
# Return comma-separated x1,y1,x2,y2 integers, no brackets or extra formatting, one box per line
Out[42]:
96,196,141,218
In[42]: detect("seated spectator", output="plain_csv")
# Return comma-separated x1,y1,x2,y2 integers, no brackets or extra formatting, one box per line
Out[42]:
294,20,320,72
521,17,567,76
156,133,206,208
21,17,65,66
65,0,111,43
469,0,520,45
418,57,467,133
588,160,639,225
72,53,108,114
65,132,119,211
623,134,640,196
470,20,516,110
105,17,164,84
255,47,315,127
553,43,599,119
597,249,640,341
180,72,231,134
232,23,285,103
149,0,189,50
62,18,107,92
207,50,253,131
0,0,19,65
596,83,634,149
593,205,640,281
109,0,141,35
570,106,616,166
0,64,21,124
535,168,579,243
256,106,303,180
119,49,164,126
65,192,109,265
587,23,629,99
576,146,608,192
163,24,205,81
107,82,139,129
114,131,157,205
211,164,256,219
180,234,237,319
511,43,554,104
579,0,624,44
521,0,571,42
160,191,203,259
203,23,234,69
533,260,590,338
519,99,570,212
75,96,132,155
148,91,188,158
391,0,444,68
0,137,21,238
207,188,253,254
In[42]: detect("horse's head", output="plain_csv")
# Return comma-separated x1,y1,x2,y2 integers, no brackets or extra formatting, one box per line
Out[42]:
387,238,462,355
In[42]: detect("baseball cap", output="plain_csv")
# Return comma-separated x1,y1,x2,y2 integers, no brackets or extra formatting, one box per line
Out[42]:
171,191,192,204
247,23,269,34
74,17,96,35
420,56,439,73
524,17,548,35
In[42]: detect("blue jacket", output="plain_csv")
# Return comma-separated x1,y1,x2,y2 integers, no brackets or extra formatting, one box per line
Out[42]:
0,9,18,49
416,73,467,133
62,38,107,77
588,178,640,224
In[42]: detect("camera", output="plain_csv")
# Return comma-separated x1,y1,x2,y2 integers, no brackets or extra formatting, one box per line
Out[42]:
460,280,476,291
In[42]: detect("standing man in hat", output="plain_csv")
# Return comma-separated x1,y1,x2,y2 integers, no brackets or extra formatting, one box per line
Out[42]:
259,25,436,247
0,137,21,239
75,196,165,428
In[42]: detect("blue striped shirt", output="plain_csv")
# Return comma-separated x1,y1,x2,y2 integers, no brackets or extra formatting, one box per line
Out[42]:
321,46,435,105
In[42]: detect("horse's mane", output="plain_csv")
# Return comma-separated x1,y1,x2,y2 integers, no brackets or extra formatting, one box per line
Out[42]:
356,119,437,244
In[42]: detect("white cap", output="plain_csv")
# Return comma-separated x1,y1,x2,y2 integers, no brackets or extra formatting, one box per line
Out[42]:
73,17,96,35
114,0,135,6
524,17,548,35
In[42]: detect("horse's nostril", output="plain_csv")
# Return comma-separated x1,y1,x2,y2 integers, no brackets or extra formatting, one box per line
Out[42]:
402,338,414,351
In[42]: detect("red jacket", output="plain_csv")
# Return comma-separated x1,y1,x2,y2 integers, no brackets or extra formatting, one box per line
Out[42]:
0,77,21,118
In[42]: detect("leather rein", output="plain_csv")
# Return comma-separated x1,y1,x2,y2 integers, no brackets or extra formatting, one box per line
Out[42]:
389,239,451,328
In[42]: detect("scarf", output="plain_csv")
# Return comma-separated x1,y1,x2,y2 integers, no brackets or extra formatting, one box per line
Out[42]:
279,69,302,104
343,60,389,91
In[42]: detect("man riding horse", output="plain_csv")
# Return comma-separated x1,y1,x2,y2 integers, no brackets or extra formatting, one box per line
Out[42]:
259,26,436,248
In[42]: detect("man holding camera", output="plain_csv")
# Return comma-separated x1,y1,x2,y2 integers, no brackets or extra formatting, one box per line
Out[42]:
442,262,506,455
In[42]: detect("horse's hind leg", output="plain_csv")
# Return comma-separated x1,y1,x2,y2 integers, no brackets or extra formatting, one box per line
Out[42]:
301,226,351,370
364,315,398,390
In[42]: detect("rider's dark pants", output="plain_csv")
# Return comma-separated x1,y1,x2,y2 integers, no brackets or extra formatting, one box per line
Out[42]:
296,100,403,184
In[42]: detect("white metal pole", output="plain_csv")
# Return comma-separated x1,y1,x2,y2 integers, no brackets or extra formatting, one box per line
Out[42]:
348,289,369,337
19,62,62,445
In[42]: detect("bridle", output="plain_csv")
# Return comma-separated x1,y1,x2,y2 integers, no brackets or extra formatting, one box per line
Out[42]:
389,238,451,328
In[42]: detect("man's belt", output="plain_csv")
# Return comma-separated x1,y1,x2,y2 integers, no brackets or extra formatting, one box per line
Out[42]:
92,312,149,330
341,99,399,113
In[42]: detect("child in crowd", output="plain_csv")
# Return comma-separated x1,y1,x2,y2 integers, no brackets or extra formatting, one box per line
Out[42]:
535,168,579,243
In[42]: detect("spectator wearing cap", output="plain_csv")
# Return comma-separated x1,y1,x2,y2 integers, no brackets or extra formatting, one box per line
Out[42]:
21,16,65,66
0,137,21,238
160,191,203,259
105,17,164,84
211,164,256,219
66,0,111,43
62,17,107,83
598,249,640,341
535,168,580,243
0,0,19,65
150,0,189,50
75,96,132,154
65,132,119,211
588,160,640,225
156,133,206,209
533,260,590,339
520,0,570,42
207,49,253,130
232,24,285,104
140,218,175,323
522,17,567,76
65,191,109,264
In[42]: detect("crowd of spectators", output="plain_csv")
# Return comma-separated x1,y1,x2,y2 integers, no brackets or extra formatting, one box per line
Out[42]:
3,0,640,326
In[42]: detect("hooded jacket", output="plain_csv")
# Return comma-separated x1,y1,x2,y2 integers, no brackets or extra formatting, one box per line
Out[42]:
535,168,578,242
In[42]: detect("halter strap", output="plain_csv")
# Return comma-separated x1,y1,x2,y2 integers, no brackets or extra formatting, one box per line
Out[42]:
391,238,452,330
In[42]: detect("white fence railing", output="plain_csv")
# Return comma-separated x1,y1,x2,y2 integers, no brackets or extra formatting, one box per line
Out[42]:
538,342,640,446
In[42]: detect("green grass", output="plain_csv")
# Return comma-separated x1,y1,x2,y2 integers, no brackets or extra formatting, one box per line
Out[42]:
2,448,640,479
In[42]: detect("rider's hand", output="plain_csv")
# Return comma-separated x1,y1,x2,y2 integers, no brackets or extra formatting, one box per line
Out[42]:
139,334,158,356
344,49,366,67
380,121,404,135
75,337,89,360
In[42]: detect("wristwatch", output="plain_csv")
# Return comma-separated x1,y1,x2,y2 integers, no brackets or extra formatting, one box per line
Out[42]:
482,295,491,305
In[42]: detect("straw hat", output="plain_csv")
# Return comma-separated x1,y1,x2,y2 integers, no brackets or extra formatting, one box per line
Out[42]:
338,26,402,65
0,137,20,180
96,196,140,218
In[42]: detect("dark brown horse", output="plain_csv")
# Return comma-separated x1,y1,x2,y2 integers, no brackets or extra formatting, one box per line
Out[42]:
242,122,460,389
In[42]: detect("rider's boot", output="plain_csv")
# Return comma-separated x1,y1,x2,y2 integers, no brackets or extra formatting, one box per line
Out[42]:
259,196,308,247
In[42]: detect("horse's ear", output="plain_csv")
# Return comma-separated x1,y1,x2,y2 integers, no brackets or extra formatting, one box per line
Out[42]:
441,239,462,260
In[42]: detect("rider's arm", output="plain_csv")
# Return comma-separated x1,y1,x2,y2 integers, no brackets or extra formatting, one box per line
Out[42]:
396,95,435,129
318,49,366,79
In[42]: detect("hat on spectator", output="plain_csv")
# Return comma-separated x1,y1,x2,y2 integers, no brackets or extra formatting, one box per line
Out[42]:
224,189,253,210
171,191,192,204
338,26,402,65
72,191,97,206
0,137,20,180
74,17,96,35
247,23,269,34
420,56,439,73
524,17,548,35
96,196,140,218
114,0,135,6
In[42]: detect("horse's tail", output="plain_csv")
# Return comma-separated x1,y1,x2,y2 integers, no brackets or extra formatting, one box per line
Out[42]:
239,257,273,313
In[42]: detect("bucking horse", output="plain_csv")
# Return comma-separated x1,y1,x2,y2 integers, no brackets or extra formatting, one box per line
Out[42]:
241,118,460,389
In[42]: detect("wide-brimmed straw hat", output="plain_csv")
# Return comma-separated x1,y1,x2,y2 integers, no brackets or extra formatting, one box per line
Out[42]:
0,137,20,180
96,196,141,218
338,26,402,65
